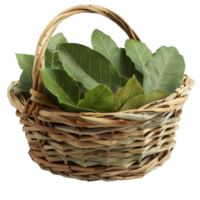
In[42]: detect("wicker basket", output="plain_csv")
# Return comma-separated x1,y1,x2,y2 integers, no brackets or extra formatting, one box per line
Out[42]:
8,4,194,182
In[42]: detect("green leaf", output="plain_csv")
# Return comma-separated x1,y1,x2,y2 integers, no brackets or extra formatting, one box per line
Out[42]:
80,90,89,100
45,33,67,70
143,46,185,94
20,66,33,92
125,39,152,74
111,48,142,79
16,54,34,70
23,93,31,100
78,82,87,92
84,90,89,96
77,85,114,112
120,76,129,87
113,76,144,111
58,43,121,93
91,30,143,84
121,90,169,111
39,68,80,105
11,85,31,100
43,84,59,105
12,85,27,92
13,52,34,93
59,103,93,113
91,29,118,61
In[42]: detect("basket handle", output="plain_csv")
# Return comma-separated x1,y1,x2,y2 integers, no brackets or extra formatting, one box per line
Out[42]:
32,4,143,93
32,4,141,92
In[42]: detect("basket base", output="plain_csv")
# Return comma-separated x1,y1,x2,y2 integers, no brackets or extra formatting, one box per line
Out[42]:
27,143,176,183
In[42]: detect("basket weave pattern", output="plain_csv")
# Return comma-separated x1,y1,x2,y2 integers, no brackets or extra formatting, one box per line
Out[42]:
7,5,194,181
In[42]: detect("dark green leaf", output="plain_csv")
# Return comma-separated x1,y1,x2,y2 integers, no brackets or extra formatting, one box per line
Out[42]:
112,48,143,80
59,103,93,113
78,82,87,92
120,76,129,87
43,84,59,105
39,68,80,105
58,43,121,93
20,66,33,92
22,92,31,100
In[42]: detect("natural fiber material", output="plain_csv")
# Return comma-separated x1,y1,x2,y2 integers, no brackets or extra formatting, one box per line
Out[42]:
7,5,194,181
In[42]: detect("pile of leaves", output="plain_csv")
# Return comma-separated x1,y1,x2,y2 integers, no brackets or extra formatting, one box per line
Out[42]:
13,29,185,113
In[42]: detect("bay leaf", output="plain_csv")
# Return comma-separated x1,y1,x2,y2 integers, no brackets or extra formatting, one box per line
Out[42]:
91,29,118,61
11,85,31,100
23,93,31,100
113,75,144,111
13,52,34,93
120,76,129,87
143,46,185,94
92,30,144,84
80,91,85,100
12,85,27,92
45,33,67,70
58,43,121,93
80,90,89,100
125,39,152,74
78,82,87,92
43,84,59,105
59,103,93,113
112,48,143,82
20,66,33,92
16,54,34,70
77,85,114,112
39,68,80,105
121,90,169,111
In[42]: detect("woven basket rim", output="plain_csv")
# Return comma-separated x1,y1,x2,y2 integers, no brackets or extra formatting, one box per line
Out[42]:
8,74,194,121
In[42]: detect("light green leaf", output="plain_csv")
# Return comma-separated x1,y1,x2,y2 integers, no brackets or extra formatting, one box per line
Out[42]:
143,46,185,94
113,76,144,111
77,85,114,112
121,90,169,111
39,68,79,105
125,39,152,73
45,33,67,70
58,43,121,93
91,29,118,61
112,48,143,80
16,54,34,70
